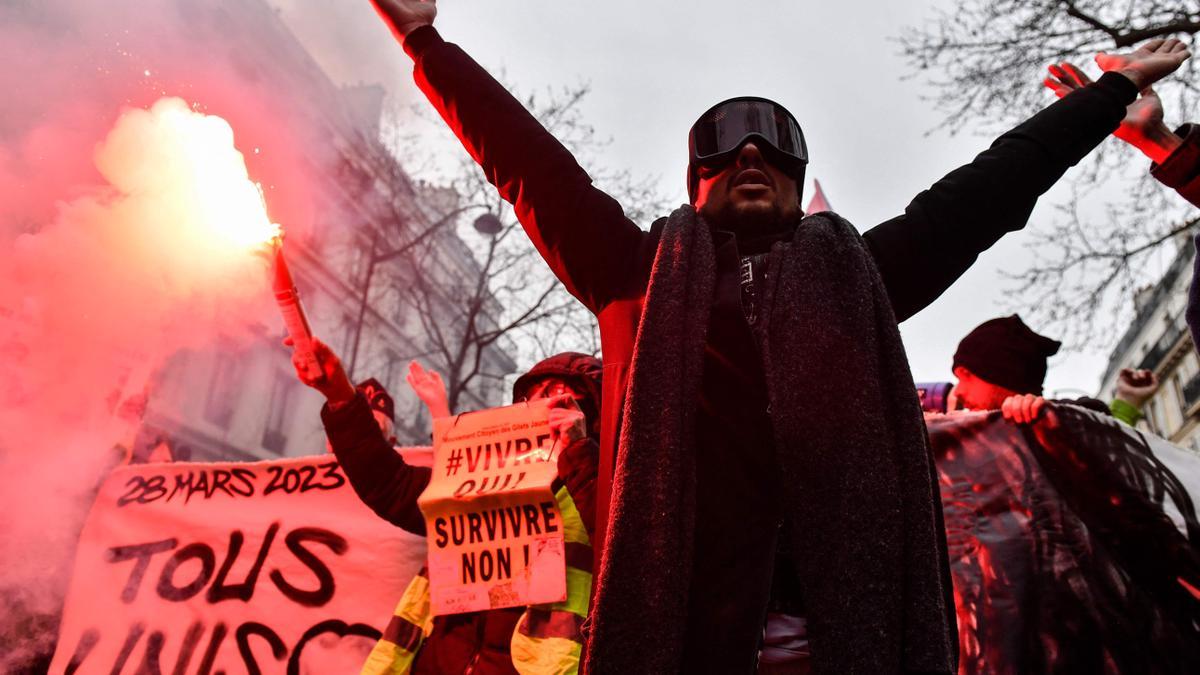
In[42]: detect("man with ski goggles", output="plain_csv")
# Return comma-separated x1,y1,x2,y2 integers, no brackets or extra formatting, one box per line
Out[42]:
687,96,808,197
368,2,1188,673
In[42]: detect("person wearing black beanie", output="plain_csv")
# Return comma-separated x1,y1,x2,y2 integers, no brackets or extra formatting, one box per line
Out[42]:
951,314,1061,410
951,315,1159,426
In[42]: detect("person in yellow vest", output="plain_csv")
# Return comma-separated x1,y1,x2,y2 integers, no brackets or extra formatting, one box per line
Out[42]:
290,338,601,674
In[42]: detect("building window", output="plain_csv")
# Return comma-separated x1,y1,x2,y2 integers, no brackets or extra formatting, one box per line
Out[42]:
347,240,367,285
1147,399,1162,436
382,349,401,394
204,348,239,429
1174,374,1187,414
262,371,294,454
342,313,357,357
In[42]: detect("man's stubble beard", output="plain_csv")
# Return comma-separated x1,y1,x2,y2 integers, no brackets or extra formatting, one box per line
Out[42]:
703,199,791,237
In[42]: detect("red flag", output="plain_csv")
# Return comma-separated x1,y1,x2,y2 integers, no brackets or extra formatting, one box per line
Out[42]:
805,178,832,215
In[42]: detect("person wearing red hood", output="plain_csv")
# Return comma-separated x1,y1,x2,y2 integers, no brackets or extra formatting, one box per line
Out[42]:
290,340,602,674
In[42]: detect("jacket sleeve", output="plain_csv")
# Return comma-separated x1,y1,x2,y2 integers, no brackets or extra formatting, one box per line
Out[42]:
1109,398,1144,426
863,72,1139,322
321,393,431,535
556,437,600,538
1151,124,1200,207
402,27,646,312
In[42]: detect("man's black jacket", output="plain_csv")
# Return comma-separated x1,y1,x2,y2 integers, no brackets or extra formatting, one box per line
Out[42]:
401,25,1136,673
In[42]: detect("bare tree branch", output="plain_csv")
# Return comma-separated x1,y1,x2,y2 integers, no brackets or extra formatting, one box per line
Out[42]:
901,0,1200,351
347,81,668,419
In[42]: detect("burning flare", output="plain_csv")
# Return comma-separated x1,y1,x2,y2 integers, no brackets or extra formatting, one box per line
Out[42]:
1,97,291,651
99,97,282,251
3,95,287,437
126,98,320,375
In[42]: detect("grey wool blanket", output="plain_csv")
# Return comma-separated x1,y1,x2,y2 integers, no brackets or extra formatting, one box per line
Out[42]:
583,206,957,674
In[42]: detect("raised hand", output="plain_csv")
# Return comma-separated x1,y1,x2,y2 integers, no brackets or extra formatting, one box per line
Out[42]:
1044,61,1181,163
370,0,437,39
546,395,588,450
1097,38,1191,91
285,336,356,404
406,360,451,419
1001,393,1046,425
1115,367,1159,409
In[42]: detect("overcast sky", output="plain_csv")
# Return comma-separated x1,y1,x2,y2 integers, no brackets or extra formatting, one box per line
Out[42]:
271,0,1147,396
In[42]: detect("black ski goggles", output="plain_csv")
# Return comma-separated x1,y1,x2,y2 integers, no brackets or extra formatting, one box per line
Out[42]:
688,96,808,170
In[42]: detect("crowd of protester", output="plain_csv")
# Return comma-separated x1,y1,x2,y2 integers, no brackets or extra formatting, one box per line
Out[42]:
32,3,1200,673
267,3,1200,672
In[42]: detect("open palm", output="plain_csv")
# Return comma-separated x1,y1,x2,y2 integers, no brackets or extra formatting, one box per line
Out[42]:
1096,38,1191,90
1044,62,1165,148
406,360,451,418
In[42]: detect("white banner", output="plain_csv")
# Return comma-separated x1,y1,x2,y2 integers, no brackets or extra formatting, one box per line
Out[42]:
420,400,565,616
50,454,426,674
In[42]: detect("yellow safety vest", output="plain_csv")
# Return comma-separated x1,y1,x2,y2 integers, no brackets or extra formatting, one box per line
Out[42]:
362,485,593,675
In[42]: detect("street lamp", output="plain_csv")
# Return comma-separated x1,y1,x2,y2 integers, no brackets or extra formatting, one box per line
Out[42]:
472,212,503,236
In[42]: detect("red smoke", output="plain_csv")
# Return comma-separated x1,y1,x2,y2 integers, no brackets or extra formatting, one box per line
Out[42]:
0,1,340,667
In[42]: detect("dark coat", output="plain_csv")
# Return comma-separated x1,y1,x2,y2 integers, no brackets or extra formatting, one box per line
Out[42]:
587,208,959,673
1152,123,1200,207
401,25,1135,672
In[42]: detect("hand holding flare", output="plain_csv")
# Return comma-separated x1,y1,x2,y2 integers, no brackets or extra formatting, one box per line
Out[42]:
268,235,322,381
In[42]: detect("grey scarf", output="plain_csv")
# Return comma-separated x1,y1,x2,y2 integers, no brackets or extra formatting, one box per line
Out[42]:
584,206,956,674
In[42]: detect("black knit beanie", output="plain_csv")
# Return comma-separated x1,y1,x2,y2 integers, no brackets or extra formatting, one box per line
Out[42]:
356,377,395,424
952,315,1061,395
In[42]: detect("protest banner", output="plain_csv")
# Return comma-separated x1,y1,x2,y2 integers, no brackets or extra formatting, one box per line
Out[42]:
49,454,426,674
419,399,566,616
928,405,1200,674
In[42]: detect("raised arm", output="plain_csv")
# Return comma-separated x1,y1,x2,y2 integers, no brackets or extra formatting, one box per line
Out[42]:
370,1,648,312
406,360,451,420
864,39,1189,322
291,337,431,535
547,398,599,537
1044,53,1200,207
1043,47,1200,357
